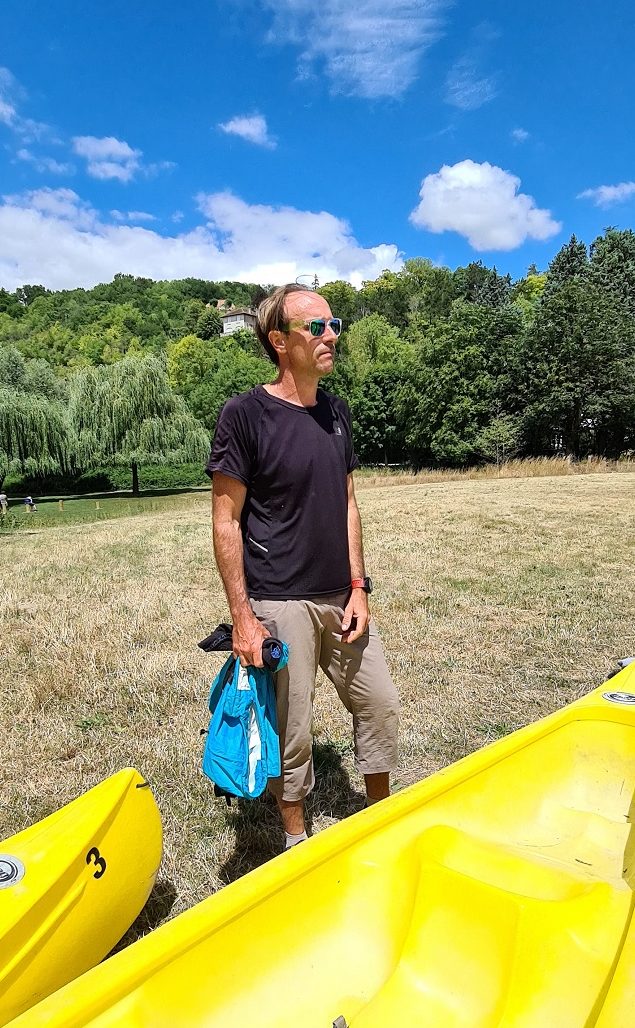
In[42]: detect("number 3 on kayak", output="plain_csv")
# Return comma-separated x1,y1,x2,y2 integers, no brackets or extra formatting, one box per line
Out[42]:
85,846,107,879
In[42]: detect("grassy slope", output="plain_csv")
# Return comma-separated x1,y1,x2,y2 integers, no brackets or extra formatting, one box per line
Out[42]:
1,473,634,946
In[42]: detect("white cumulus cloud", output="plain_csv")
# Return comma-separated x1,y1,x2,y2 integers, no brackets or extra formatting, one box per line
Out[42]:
196,191,401,285
261,0,449,99
410,159,561,251
0,187,402,291
70,138,173,182
3,187,97,229
577,181,635,208
219,114,276,149
72,135,142,182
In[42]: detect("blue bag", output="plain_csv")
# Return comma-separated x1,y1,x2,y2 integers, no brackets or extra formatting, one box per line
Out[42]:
202,643,288,800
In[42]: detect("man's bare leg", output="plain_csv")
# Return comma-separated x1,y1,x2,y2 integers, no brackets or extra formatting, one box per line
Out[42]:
365,772,390,804
277,797,305,836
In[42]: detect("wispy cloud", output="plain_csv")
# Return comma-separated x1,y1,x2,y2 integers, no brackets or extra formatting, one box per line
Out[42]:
146,160,176,177
577,181,635,208
2,68,172,183
445,55,497,110
0,97,16,126
511,127,529,143
16,148,74,175
261,0,450,99
410,159,561,251
0,66,53,141
13,117,51,143
110,209,156,223
71,136,174,183
445,23,498,111
219,114,276,149
0,67,21,129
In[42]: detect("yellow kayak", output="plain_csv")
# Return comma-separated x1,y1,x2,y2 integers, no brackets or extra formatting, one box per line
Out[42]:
9,665,635,1028
0,768,162,1026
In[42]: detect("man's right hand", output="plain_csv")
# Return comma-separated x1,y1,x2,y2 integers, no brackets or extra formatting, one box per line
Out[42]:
232,614,270,668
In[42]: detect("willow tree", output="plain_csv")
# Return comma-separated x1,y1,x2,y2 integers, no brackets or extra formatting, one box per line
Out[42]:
69,355,210,496
0,387,72,487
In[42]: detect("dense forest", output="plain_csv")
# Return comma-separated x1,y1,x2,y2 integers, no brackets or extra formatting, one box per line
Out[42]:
2,227,635,492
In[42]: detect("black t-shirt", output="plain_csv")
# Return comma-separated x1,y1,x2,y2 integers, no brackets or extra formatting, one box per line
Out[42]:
207,385,359,598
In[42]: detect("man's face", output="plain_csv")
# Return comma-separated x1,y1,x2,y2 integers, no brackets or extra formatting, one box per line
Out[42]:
281,291,338,377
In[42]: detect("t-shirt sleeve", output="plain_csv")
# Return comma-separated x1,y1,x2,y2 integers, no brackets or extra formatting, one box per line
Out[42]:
205,396,255,485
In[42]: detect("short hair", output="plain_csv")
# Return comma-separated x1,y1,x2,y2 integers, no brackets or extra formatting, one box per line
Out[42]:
256,283,312,365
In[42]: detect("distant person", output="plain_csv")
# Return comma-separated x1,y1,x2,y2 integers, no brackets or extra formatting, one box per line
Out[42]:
208,283,399,852
23,496,37,513
0,491,7,514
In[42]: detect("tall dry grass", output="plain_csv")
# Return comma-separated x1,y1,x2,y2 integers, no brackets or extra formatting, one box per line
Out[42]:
357,455,635,488
1,471,634,945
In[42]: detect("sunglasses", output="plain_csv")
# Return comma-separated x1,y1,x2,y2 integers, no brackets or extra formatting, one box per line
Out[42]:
285,317,343,337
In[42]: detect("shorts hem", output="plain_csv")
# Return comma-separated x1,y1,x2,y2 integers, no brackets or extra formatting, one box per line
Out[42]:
354,761,398,775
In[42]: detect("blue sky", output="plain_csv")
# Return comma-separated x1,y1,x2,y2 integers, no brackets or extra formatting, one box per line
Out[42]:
1,0,634,291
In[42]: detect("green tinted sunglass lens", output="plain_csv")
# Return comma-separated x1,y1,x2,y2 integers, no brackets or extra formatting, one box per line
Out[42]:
330,319,342,335
310,320,325,336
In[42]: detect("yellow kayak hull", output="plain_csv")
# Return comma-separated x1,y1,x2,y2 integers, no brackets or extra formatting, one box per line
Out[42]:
0,768,162,1026
10,667,635,1027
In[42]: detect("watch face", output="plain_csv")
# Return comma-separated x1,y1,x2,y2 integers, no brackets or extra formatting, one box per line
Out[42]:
365,576,373,594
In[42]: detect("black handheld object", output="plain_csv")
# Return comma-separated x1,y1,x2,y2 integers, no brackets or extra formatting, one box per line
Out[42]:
198,622,285,672
261,637,285,672
197,623,233,653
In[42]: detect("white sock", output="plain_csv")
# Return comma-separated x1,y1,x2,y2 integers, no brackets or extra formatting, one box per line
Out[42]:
285,830,308,850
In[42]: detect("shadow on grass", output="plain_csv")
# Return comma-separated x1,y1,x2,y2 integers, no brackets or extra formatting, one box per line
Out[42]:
218,739,365,884
109,877,178,956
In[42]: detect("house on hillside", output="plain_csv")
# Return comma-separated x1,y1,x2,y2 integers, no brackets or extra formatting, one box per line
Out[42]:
221,308,257,335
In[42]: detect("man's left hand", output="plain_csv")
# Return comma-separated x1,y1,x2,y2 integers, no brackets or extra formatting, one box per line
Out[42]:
341,588,369,644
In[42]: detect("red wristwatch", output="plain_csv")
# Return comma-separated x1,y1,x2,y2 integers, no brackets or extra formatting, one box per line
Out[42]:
351,576,373,594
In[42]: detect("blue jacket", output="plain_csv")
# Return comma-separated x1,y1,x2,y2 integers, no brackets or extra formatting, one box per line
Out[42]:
202,646,288,800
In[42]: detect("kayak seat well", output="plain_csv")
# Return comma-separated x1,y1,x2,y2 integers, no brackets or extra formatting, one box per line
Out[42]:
351,823,633,1027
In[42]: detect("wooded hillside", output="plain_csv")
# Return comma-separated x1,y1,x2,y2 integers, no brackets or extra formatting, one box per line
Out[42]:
2,228,635,490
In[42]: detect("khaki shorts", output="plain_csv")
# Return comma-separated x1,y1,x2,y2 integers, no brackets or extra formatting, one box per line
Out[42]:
250,591,400,802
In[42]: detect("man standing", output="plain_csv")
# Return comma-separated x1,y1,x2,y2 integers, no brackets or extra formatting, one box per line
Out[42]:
208,283,399,850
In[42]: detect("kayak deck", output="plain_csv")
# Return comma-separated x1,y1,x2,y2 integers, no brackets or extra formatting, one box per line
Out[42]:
11,677,635,1027
0,768,162,1025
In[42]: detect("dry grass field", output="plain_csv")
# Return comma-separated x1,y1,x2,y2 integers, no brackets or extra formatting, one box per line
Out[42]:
2,471,634,948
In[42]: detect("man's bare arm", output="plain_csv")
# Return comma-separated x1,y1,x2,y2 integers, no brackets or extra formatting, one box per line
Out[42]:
341,473,369,643
212,472,269,667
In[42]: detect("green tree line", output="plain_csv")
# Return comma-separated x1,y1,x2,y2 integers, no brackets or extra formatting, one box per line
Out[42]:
1,229,635,492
